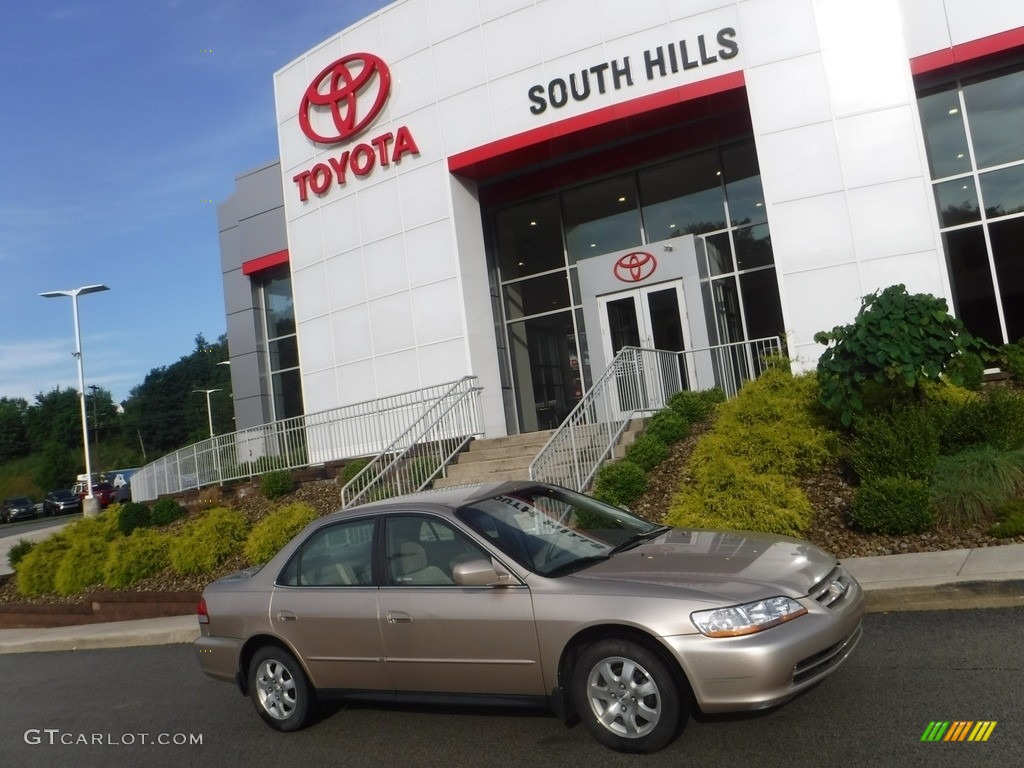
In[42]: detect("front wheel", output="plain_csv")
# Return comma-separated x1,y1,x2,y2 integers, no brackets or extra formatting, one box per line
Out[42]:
571,638,689,753
248,646,315,732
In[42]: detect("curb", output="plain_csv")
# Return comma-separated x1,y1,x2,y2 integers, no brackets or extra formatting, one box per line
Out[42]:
862,579,1024,614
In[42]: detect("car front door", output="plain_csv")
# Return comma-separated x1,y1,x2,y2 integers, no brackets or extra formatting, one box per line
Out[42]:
378,514,544,696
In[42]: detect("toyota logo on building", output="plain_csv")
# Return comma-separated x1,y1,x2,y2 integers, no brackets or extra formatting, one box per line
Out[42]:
299,53,391,144
614,252,658,282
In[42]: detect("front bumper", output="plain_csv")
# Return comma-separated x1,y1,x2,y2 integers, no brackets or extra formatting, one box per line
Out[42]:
665,567,865,713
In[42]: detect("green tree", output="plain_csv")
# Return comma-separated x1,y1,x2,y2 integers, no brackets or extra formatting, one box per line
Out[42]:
0,397,30,462
25,387,82,450
34,441,79,491
814,284,985,427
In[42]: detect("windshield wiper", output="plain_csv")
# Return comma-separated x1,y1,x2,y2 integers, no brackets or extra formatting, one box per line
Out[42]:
543,554,610,578
607,525,671,556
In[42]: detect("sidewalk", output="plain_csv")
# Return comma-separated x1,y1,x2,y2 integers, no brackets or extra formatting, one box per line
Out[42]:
0,543,1022,655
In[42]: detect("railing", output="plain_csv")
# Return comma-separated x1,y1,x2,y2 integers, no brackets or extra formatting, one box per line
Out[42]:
132,377,482,502
529,337,782,492
340,377,484,508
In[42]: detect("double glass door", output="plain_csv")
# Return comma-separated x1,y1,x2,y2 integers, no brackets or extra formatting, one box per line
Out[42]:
597,282,692,412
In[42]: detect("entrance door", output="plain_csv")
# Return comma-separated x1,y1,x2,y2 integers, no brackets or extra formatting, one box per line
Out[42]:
597,281,692,412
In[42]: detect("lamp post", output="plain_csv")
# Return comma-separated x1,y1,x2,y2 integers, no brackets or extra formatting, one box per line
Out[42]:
193,388,222,439
40,284,110,518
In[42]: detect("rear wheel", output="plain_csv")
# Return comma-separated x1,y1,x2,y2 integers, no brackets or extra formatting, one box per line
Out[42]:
572,638,688,753
248,646,314,732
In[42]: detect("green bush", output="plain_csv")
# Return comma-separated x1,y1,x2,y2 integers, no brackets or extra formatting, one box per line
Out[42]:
666,388,724,425
260,469,295,500
244,503,319,565
624,433,669,472
665,455,814,537
644,409,690,445
991,499,1024,539
16,533,72,597
150,498,186,527
592,460,648,508
104,529,172,588
850,475,935,535
848,405,939,482
999,339,1024,382
338,457,371,490
945,351,985,391
930,446,1024,527
169,507,249,575
117,501,152,536
7,538,35,570
927,390,1024,454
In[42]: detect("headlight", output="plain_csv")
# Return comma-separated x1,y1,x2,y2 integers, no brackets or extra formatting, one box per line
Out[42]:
691,597,807,637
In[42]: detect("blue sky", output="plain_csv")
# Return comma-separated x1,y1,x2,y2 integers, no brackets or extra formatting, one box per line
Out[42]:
0,0,388,404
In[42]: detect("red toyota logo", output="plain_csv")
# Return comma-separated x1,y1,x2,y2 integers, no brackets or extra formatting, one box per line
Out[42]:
299,53,391,145
613,252,657,282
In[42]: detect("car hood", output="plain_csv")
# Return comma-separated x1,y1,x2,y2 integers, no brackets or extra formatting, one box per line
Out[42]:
568,529,837,603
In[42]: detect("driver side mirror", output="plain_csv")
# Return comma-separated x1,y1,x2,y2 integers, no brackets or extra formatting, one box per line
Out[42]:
453,559,513,587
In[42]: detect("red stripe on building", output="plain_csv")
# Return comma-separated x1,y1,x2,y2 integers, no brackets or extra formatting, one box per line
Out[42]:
242,249,289,276
448,70,746,181
911,25,1024,75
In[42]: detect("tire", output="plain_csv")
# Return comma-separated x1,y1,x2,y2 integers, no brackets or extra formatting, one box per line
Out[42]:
571,638,688,754
248,646,315,732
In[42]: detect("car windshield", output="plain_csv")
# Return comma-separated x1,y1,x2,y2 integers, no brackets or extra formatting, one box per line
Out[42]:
455,484,664,577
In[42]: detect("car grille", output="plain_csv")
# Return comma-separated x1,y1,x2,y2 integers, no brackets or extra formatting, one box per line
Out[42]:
807,565,853,609
792,623,863,686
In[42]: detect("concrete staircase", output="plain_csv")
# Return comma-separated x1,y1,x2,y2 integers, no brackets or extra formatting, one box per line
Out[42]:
432,418,647,490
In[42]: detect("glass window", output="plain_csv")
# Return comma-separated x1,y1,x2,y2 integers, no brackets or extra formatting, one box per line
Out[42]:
722,142,767,227
264,274,296,338
733,223,773,271
272,369,304,420
494,197,565,279
979,164,1024,218
989,216,1024,342
738,268,785,340
385,516,490,586
562,175,642,262
709,275,742,345
917,86,972,179
503,272,571,319
269,336,299,371
941,227,1003,345
638,151,726,239
507,312,581,432
704,232,733,277
278,517,375,587
962,66,1024,169
934,177,981,226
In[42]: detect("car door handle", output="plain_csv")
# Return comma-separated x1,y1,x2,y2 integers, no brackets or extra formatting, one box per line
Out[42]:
277,611,297,622
387,611,412,624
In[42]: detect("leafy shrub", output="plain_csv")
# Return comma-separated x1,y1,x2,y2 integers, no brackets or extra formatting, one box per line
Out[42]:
338,457,371,490
260,469,295,500
244,503,319,565
847,405,939,483
104,529,172,588
665,455,814,537
592,460,648,508
118,501,152,536
51,514,122,595
169,507,249,575
945,351,985,391
16,533,72,597
624,433,669,472
7,538,35,570
930,446,1024,527
850,475,935,535
644,409,690,445
991,499,1024,539
150,498,186,527
999,339,1024,382
666,388,724,425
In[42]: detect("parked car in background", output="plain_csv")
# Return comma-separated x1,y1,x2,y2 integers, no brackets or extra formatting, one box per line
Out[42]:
72,481,117,508
112,482,132,504
1,497,37,523
43,489,83,517
195,481,864,754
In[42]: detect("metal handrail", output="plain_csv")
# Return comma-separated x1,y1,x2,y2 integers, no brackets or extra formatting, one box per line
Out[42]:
131,376,482,502
529,337,782,492
340,377,484,508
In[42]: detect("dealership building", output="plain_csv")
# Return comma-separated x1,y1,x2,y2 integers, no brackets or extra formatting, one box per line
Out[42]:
218,0,1024,442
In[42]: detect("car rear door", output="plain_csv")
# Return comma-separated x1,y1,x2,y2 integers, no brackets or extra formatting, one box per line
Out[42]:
377,514,544,696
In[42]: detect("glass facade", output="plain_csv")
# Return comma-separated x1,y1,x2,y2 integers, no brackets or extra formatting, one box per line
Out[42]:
261,270,304,420
918,63,1024,345
488,139,783,432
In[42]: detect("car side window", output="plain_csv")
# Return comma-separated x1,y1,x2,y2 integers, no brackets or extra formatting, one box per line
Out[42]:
385,515,490,586
279,518,375,587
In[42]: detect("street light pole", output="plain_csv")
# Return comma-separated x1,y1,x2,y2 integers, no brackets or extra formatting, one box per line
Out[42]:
40,284,110,518
193,388,222,439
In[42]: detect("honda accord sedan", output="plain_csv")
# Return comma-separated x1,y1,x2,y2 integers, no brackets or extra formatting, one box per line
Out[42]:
194,481,863,753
